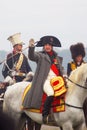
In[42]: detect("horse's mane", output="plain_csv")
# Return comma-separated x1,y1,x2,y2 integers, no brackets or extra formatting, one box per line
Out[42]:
67,63,86,94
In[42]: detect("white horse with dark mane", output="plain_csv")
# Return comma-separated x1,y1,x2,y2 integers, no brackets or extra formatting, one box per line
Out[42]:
3,63,87,130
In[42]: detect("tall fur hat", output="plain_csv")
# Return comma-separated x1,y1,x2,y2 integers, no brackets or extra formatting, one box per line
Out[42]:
70,43,86,60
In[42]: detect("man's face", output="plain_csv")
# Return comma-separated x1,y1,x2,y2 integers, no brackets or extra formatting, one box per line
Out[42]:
43,44,53,52
14,44,22,52
75,55,83,63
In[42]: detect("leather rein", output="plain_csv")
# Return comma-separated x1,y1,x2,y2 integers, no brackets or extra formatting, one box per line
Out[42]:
66,77,87,89
52,77,87,109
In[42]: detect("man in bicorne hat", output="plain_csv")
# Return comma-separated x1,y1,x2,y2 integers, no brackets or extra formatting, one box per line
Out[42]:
2,33,33,84
67,43,86,76
23,36,66,124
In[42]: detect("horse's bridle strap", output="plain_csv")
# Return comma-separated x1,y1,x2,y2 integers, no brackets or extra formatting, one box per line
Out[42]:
66,77,87,89
51,77,86,109
51,100,82,109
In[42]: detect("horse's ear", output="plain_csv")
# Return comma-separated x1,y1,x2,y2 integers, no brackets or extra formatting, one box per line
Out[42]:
83,97,87,126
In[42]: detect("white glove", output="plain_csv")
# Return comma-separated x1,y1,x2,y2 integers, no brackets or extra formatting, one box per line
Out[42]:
23,71,34,81
10,71,16,77
4,76,16,85
63,74,68,79
29,38,35,47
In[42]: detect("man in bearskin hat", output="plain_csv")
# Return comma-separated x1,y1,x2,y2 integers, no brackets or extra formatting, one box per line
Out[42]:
22,36,66,124
67,43,86,76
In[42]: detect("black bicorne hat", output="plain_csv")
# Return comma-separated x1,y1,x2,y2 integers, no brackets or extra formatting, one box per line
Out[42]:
70,43,86,60
36,36,61,47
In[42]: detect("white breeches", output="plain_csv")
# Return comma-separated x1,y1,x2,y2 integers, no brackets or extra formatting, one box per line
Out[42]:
43,69,56,96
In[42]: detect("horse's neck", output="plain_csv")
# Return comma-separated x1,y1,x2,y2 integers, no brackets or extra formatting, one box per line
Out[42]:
66,81,87,106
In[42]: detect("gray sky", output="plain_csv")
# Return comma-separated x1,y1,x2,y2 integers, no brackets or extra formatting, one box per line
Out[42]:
0,0,87,51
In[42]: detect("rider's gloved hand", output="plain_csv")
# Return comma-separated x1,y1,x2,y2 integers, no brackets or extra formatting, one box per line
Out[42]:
29,38,35,47
23,71,34,81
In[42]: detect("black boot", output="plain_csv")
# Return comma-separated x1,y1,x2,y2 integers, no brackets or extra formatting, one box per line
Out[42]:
42,96,54,124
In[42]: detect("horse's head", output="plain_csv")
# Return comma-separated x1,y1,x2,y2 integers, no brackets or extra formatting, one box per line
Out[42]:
69,63,87,87
66,63,87,96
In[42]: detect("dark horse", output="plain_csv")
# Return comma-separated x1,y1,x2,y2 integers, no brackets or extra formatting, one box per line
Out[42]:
83,97,87,127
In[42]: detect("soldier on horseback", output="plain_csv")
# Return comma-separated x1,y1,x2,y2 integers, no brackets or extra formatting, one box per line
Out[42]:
2,33,33,84
23,36,66,124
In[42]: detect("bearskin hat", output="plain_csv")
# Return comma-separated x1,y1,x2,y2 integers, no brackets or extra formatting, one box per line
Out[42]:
70,43,86,60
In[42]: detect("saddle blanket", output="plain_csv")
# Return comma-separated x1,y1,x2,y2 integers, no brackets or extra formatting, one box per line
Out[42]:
40,93,65,113
22,84,65,113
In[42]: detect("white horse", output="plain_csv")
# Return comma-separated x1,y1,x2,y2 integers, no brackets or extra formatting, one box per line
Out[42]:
3,63,87,130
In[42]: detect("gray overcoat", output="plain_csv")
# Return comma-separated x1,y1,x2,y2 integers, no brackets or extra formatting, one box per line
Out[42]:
23,46,63,109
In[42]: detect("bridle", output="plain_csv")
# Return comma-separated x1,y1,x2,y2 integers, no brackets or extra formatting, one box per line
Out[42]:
66,77,87,89
51,76,87,109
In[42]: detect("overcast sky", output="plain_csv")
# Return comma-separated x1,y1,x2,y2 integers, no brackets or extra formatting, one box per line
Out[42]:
0,0,87,51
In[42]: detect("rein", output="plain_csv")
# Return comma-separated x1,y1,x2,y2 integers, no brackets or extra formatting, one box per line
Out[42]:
66,77,87,89
51,76,87,109
51,100,83,109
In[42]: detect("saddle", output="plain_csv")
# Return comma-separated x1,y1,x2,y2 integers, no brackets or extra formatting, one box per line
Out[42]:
22,76,67,113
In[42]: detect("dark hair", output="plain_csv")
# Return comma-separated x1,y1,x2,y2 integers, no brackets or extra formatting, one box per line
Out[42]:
70,43,86,60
